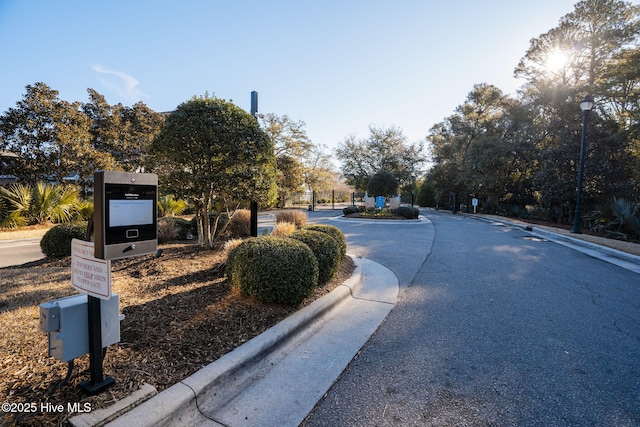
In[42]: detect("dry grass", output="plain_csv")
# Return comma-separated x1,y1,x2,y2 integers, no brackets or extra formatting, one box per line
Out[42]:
276,210,308,228
271,221,297,237
0,241,354,426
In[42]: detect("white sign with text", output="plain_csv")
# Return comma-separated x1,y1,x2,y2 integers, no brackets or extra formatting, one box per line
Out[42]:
71,239,112,300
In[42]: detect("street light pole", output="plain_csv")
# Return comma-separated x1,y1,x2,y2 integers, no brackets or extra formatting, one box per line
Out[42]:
571,94,594,234
250,91,259,237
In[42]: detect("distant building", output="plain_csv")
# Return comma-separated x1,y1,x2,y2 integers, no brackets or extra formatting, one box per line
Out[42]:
0,151,20,185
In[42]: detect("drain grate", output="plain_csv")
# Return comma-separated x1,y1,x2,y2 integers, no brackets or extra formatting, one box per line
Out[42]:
522,236,547,242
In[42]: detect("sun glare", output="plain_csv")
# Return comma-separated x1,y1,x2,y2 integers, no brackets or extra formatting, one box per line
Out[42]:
544,49,570,72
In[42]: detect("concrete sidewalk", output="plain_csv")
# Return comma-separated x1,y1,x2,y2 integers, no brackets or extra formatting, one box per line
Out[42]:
71,255,398,427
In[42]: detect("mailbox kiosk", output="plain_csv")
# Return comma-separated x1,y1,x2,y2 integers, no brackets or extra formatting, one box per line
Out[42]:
94,171,158,260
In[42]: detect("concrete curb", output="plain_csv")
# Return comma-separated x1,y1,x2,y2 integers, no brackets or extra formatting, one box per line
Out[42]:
74,255,366,427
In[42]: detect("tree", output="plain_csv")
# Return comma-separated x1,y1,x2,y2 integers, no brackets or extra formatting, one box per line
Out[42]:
0,83,116,183
303,143,335,194
515,0,639,97
276,154,304,207
260,113,321,206
259,113,313,158
147,95,277,247
513,0,640,218
426,84,535,209
83,89,164,172
335,125,425,192
367,170,398,198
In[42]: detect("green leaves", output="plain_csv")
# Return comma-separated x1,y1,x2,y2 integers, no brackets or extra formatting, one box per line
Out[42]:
148,95,277,247
336,125,425,192
0,182,84,226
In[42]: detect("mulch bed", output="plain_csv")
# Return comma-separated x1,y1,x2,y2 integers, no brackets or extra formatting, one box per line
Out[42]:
0,242,354,426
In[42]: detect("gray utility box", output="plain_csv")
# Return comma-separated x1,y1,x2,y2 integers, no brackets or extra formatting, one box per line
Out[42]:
39,294,120,362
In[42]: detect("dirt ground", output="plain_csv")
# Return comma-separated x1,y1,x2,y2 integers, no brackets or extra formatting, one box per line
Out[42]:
0,241,354,427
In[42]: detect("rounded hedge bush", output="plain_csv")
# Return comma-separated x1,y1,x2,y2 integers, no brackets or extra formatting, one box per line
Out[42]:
226,236,319,305
289,229,341,285
395,206,420,219
303,224,347,261
40,222,87,257
343,205,358,215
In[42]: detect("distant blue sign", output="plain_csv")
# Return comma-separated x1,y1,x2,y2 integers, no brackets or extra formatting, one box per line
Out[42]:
375,196,385,209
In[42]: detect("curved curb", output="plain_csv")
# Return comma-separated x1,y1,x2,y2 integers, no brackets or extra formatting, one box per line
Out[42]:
330,215,430,225
75,254,390,427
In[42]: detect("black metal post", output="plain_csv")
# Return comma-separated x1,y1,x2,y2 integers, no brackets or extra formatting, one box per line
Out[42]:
571,108,590,234
250,91,259,237
79,296,114,395
250,201,258,237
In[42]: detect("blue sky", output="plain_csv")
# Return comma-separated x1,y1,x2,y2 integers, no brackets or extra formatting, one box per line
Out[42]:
1,1,585,151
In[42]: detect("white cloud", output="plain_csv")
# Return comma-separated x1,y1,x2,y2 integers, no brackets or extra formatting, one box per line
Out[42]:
91,64,148,103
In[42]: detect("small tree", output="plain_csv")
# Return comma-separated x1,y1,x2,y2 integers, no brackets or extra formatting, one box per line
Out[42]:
148,95,277,248
367,170,398,198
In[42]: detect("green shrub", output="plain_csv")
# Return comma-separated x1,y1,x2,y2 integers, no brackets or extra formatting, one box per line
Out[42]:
304,223,347,261
395,206,420,219
342,205,358,215
40,223,87,257
289,229,340,285
226,236,319,305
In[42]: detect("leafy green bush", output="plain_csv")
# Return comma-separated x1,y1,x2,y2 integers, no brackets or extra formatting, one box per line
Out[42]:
342,205,358,215
304,223,347,261
158,195,188,217
289,229,341,285
40,223,87,257
226,236,319,305
395,206,420,219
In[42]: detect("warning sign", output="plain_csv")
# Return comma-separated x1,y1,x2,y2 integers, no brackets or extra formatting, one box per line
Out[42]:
71,239,112,300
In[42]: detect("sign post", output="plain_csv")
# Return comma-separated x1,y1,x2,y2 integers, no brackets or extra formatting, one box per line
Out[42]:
71,239,115,394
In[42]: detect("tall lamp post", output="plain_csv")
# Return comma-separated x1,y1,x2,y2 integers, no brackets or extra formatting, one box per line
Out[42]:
571,94,594,234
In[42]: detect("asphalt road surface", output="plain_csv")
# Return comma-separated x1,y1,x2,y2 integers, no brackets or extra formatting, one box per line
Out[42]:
304,209,640,426
0,238,44,268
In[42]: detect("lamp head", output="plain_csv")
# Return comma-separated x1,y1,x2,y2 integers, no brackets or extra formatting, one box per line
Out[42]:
580,94,594,112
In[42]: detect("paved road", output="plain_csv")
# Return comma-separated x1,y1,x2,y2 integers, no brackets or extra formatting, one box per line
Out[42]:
304,209,640,426
0,238,44,268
